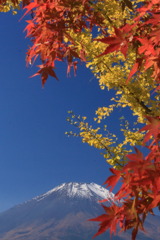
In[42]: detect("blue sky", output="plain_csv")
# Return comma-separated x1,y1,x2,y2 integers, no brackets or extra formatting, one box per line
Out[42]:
0,11,133,212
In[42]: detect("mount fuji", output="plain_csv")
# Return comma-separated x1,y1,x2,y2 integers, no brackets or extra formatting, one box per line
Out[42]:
0,182,159,240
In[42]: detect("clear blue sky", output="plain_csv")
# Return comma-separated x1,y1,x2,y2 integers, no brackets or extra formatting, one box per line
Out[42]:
0,11,133,212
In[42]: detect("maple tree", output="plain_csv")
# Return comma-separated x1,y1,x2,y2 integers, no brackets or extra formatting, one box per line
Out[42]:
0,0,160,239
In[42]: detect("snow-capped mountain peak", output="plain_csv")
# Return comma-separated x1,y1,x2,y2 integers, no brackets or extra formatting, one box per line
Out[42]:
33,182,115,202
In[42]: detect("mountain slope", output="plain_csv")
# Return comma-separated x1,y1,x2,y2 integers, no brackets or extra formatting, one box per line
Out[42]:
0,182,159,240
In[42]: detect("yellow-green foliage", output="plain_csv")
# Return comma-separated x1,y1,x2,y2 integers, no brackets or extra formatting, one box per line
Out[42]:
66,113,132,169
0,0,21,14
66,0,159,169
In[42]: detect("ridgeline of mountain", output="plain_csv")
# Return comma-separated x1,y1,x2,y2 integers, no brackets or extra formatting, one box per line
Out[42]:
0,182,159,240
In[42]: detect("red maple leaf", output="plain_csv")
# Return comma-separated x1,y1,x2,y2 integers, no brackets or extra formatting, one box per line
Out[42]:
140,116,160,144
21,0,38,19
126,58,143,83
90,204,121,237
95,26,133,58
104,168,121,191
31,65,58,87
148,194,160,210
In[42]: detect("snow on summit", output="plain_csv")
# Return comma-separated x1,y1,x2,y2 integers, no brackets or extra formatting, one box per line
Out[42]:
34,182,115,202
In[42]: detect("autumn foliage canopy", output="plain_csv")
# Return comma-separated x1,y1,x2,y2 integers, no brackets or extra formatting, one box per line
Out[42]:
0,0,160,239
